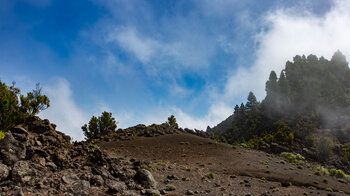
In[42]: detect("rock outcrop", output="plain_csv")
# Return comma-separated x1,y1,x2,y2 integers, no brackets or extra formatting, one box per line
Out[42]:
0,116,156,195
101,123,210,142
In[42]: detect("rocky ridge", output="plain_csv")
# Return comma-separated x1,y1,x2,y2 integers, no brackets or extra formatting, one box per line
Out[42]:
0,116,174,195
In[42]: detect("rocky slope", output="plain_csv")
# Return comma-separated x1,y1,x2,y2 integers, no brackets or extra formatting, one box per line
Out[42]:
1,116,349,195
0,116,167,195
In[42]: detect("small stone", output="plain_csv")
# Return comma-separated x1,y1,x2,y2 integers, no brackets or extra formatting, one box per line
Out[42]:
281,182,291,187
62,174,80,184
91,175,104,186
167,174,179,180
186,190,194,195
146,189,160,196
0,163,9,181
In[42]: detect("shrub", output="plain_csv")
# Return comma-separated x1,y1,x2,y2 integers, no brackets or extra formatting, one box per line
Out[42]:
263,134,274,143
0,130,5,140
207,172,215,179
329,169,346,179
314,165,329,176
247,136,261,149
166,184,176,191
342,143,350,161
167,115,178,129
20,83,50,115
315,136,334,161
280,152,305,163
82,111,117,140
240,143,248,148
0,80,49,130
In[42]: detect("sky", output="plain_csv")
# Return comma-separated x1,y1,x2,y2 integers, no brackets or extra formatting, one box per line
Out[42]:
1,0,350,140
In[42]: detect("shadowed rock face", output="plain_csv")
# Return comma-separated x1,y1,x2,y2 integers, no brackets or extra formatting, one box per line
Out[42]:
0,116,155,195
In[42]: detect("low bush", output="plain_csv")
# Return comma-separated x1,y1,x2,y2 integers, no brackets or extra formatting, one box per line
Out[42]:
202,172,215,179
315,136,335,162
329,169,346,179
280,152,305,163
0,130,5,140
166,184,176,191
314,165,329,176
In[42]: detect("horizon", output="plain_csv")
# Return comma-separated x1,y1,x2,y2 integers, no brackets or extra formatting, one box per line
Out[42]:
1,0,350,140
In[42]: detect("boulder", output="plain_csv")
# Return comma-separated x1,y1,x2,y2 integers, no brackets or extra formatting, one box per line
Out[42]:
27,117,54,134
62,174,80,185
62,174,91,195
12,161,31,183
0,163,9,181
0,132,26,165
270,143,289,153
69,180,90,195
10,125,28,142
106,179,127,193
134,169,156,188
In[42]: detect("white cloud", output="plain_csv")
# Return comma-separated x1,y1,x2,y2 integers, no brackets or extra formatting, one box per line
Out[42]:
222,0,350,102
39,78,87,141
106,25,216,74
107,27,160,64
174,102,232,130
173,0,350,130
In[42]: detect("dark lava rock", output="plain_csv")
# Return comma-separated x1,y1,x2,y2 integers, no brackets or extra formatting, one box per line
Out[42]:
0,131,26,165
134,169,157,189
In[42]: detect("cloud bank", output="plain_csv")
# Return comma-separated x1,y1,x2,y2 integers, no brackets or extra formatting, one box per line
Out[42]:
39,78,88,141
174,0,350,130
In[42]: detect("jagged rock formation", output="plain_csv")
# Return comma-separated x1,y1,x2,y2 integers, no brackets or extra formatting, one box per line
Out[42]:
0,116,210,195
0,116,159,195
100,123,210,142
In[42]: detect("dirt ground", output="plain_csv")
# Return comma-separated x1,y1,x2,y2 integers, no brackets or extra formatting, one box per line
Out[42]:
100,133,350,196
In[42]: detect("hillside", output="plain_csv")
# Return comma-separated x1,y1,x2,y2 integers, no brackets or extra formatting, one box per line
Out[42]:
208,51,350,172
1,117,350,195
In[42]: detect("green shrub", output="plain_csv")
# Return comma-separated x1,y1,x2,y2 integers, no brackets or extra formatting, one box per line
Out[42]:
166,184,176,191
203,172,215,179
314,165,329,176
280,152,305,163
0,130,5,140
167,115,178,129
0,81,49,131
329,169,346,179
247,136,262,149
240,143,248,148
342,143,350,161
263,134,274,143
315,136,334,161
82,111,117,140
20,83,50,115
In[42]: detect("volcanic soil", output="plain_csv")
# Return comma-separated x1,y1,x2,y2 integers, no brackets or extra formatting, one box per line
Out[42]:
99,133,350,196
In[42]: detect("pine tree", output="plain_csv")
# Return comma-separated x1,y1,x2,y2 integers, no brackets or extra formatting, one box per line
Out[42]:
167,115,179,129
278,70,290,111
246,91,258,111
82,111,117,140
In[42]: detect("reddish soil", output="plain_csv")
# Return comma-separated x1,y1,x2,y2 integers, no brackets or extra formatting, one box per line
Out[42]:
100,133,350,195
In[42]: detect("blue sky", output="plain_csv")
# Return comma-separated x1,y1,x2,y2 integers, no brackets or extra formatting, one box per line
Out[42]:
2,0,350,140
